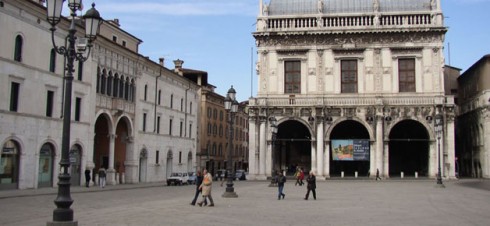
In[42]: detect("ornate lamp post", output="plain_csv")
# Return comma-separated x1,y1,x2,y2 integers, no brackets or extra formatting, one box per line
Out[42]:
434,113,445,187
46,0,102,224
222,86,238,198
268,116,278,187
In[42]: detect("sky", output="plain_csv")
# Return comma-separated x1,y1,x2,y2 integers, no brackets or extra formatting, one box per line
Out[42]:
86,0,490,102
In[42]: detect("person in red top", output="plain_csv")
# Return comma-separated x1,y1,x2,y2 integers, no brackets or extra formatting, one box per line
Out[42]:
298,168,305,186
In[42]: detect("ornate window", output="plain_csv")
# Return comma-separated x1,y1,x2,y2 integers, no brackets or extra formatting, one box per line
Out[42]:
341,60,358,93
284,61,301,94
398,58,416,92
14,35,23,62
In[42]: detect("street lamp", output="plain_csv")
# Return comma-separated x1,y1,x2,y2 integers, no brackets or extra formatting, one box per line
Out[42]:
269,116,278,187
46,0,102,225
434,113,445,187
222,86,238,198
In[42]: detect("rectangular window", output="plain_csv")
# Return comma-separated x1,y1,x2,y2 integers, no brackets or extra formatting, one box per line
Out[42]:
156,151,160,164
112,36,117,42
122,40,127,47
284,61,301,94
179,151,182,164
156,116,161,134
158,90,161,105
77,61,83,81
341,60,358,93
399,58,416,92
143,113,147,132
74,97,81,121
189,124,192,138
10,82,20,112
49,49,56,73
46,90,54,117
180,121,183,137
169,119,173,135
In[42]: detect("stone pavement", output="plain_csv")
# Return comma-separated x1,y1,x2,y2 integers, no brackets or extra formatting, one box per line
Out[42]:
0,179,489,226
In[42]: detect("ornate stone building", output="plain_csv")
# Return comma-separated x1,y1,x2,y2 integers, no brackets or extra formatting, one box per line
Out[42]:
0,0,199,189
248,0,456,180
457,55,490,178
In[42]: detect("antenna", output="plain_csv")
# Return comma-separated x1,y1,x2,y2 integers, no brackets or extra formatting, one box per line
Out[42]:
448,42,451,66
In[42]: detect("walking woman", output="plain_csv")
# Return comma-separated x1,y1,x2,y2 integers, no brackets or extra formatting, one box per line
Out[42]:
190,170,207,206
304,170,316,200
198,169,215,207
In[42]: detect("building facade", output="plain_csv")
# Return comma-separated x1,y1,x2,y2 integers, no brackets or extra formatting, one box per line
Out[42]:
457,55,490,178
248,0,456,180
0,0,199,190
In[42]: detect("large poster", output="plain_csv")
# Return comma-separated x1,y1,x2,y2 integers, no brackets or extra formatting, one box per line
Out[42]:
332,140,370,161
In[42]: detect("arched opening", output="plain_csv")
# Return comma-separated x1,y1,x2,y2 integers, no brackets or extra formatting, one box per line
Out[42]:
69,144,82,186
139,149,148,183
329,120,370,177
115,118,130,183
166,151,173,179
38,143,55,188
389,120,430,177
14,35,23,62
274,120,312,176
1,140,21,190
94,115,110,173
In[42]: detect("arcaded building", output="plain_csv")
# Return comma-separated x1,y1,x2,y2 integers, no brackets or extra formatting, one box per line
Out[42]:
457,55,490,178
0,0,199,189
248,0,456,180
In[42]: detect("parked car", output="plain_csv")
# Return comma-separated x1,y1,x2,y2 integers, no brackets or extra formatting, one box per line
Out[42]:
215,169,227,181
235,170,246,180
187,172,196,184
166,172,189,186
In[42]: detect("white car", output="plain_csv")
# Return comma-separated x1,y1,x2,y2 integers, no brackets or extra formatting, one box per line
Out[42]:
166,172,189,186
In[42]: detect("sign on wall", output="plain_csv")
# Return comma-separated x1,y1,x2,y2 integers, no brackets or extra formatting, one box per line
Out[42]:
332,140,370,161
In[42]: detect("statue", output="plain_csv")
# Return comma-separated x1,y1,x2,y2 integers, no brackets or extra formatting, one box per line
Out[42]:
373,0,379,13
317,0,324,14
263,4,269,16
431,0,436,10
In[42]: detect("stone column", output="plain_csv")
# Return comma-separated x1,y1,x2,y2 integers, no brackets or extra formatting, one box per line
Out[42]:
258,117,267,180
316,121,324,177
107,133,116,185
483,109,490,178
311,141,317,174
446,116,456,179
324,141,330,178
429,140,437,179
248,117,257,179
266,141,272,177
383,142,389,178
375,116,384,178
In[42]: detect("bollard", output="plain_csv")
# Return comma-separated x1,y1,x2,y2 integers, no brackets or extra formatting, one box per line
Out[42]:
355,171,358,178
116,173,120,184
415,172,418,179
401,171,404,179
121,172,125,184
95,174,99,186
341,171,344,178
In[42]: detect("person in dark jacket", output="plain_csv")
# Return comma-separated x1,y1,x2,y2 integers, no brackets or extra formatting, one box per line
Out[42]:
190,170,207,206
277,171,286,200
84,169,91,187
304,170,316,200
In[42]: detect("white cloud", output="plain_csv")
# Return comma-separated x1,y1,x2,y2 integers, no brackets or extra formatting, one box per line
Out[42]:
95,0,257,16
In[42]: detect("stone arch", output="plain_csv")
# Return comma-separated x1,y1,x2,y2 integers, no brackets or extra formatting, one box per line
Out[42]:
325,116,375,142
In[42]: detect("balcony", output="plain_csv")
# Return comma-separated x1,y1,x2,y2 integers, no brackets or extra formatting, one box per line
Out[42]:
96,94,135,114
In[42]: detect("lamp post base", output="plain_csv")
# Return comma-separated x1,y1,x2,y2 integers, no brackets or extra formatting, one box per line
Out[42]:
47,221,78,226
222,191,238,198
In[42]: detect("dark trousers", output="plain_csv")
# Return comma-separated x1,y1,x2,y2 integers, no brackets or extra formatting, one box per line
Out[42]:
191,189,207,205
277,185,285,199
305,188,316,200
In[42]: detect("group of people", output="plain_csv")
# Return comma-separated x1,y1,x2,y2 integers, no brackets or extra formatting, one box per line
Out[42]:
276,169,317,200
190,169,215,207
84,167,107,188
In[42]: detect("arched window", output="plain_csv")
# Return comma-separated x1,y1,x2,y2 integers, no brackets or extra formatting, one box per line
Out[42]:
14,35,23,62
144,84,148,101
124,77,130,100
101,70,107,95
119,76,124,98
49,48,56,72
96,67,101,93
158,90,162,105
107,72,113,96
77,61,83,81
113,74,119,97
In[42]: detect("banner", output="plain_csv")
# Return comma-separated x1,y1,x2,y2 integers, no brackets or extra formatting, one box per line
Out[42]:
332,140,370,161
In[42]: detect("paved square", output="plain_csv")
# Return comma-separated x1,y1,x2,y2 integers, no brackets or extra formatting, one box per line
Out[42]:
0,180,489,226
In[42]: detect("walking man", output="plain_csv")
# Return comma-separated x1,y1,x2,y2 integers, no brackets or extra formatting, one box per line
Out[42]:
190,170,207,206
376,168,382,181
277,171,286,200
84,169,91,188
305,171,316,200
98,167,106,188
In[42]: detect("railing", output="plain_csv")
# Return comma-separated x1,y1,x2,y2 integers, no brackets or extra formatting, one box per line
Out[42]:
260,13,435,32
96,94,135,114
249,95,449,107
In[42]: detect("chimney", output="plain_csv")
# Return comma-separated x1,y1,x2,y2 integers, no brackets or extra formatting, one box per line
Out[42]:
159,58,165,67
173,59,184,75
